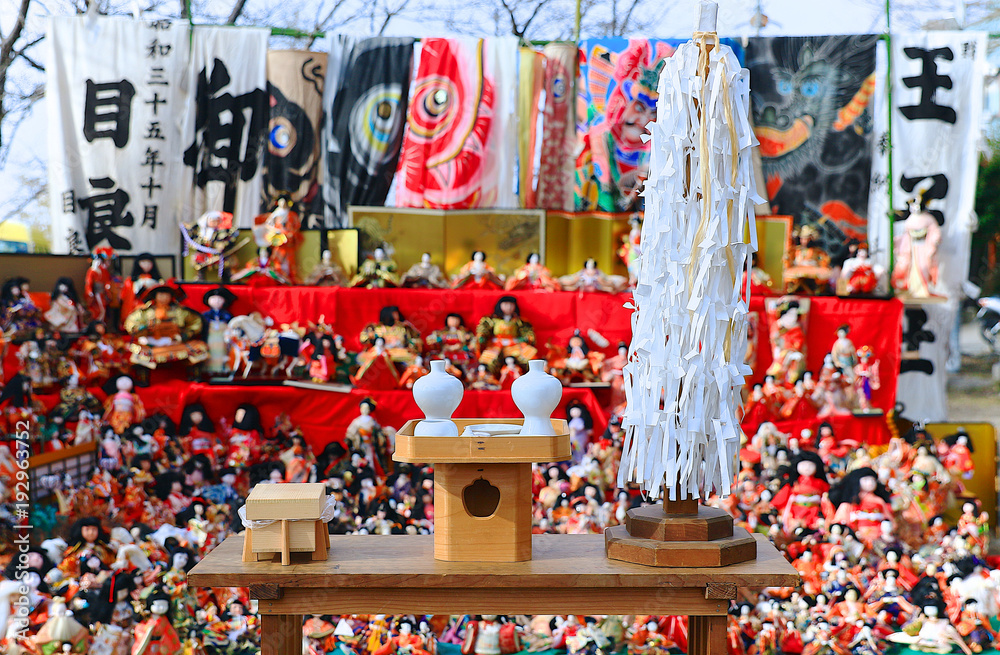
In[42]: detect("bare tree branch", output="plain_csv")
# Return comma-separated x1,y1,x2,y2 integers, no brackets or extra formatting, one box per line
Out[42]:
1,0,32,64
226,0,249,24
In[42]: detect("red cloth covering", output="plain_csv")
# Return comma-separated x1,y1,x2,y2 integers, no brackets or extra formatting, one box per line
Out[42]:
19,287,902,449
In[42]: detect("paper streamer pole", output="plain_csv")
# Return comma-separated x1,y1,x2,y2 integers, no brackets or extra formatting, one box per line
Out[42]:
617,3,760,501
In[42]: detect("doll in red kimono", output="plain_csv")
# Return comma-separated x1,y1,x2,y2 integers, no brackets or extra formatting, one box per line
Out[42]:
179,403,222,467
828,467,894,545
133,589,182,655
766,299,807,385
104,375,145,435
224,403,262,470
462,615,521,655
941,429,975,480
772,452,830,534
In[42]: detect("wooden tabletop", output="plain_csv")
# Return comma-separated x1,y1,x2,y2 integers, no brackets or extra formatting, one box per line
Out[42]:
190,533,797,616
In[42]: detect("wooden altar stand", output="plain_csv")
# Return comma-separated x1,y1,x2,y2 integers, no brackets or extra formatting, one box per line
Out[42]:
189,533,797,655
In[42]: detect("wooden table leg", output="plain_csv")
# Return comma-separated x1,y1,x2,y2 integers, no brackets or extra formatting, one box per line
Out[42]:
261,614,301,655
280,520,291,566
688,615,727,655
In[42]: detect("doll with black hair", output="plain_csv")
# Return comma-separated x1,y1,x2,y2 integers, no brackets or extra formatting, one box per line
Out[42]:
941,428,975,480
154,470,191,514
452,250,504,290
345,398,394,478
43,277,86,333
358,305,422,374
178,403,222,467
316,441,350,480
161,546,198,624
57,516,115,577
475,296,537,373
87,569,138,655
766,298,807,385
182,453,214,493
505,252,561,292
771,451,830,534
1,276,42,338
120,253,164,318
224,403,263,470
133,587,182,655
425,313,474,372
828,467,894,545
350,245,399,288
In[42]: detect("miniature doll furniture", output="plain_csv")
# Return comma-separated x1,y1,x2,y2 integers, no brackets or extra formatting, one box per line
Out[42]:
394,418,570,562
242,482,330,566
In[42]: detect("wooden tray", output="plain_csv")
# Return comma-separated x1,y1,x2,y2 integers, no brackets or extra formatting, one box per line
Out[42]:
394,418,570,463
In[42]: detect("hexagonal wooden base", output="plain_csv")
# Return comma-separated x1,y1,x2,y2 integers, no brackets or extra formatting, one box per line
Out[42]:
625,504,735,542
605,524,758,567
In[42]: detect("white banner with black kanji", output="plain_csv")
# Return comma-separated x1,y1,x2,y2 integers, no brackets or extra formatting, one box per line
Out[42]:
868,31,986,421
48,16,191,255
181,26,270,229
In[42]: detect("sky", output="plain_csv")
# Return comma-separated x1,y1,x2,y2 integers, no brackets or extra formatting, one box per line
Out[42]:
0,0,968,233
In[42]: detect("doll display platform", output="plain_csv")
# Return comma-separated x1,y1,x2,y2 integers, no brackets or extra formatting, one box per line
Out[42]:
242,482,330,565
394,418,570,562
189,532,798,655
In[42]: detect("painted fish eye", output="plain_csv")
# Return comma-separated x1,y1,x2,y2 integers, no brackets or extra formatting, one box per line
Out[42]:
425,88,449,115
377,101,392,120
552,77,566,100
801,81,821,97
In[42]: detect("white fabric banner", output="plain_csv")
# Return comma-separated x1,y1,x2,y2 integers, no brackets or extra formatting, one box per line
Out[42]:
181,26,270,229
47,16,191,255
868,31,986,422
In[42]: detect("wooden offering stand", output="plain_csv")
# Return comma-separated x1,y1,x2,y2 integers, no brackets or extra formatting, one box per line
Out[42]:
605,493,757,567
394,418,570,562
242,483,330,566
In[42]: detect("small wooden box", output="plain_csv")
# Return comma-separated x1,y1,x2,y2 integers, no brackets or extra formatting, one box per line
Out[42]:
242,483,330,565
394,418,570,563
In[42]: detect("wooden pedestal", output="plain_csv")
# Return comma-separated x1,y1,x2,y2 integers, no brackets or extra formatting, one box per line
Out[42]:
605,495,757,568
395,418,570,563
242,483,330,566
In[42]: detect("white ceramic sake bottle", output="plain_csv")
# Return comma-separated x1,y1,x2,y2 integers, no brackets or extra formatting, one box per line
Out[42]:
412,360,464,436
511,359,562,436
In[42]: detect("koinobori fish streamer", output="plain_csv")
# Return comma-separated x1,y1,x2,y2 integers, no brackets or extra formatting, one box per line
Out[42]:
617,34,760,501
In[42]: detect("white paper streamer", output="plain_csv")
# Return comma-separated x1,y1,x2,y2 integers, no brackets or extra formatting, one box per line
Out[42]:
617,36,757,501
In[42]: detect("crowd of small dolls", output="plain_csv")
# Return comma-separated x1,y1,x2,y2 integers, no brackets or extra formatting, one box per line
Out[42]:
2,371,998,655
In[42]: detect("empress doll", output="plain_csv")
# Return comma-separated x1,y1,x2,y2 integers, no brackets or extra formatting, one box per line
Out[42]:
559,258,628,294
452,251,504,290
505,253,561,292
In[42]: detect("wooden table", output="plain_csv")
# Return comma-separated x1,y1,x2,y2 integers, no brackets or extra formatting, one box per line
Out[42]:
189,533,798,655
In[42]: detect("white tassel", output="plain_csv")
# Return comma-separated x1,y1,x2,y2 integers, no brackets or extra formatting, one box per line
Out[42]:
617,37,758,501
